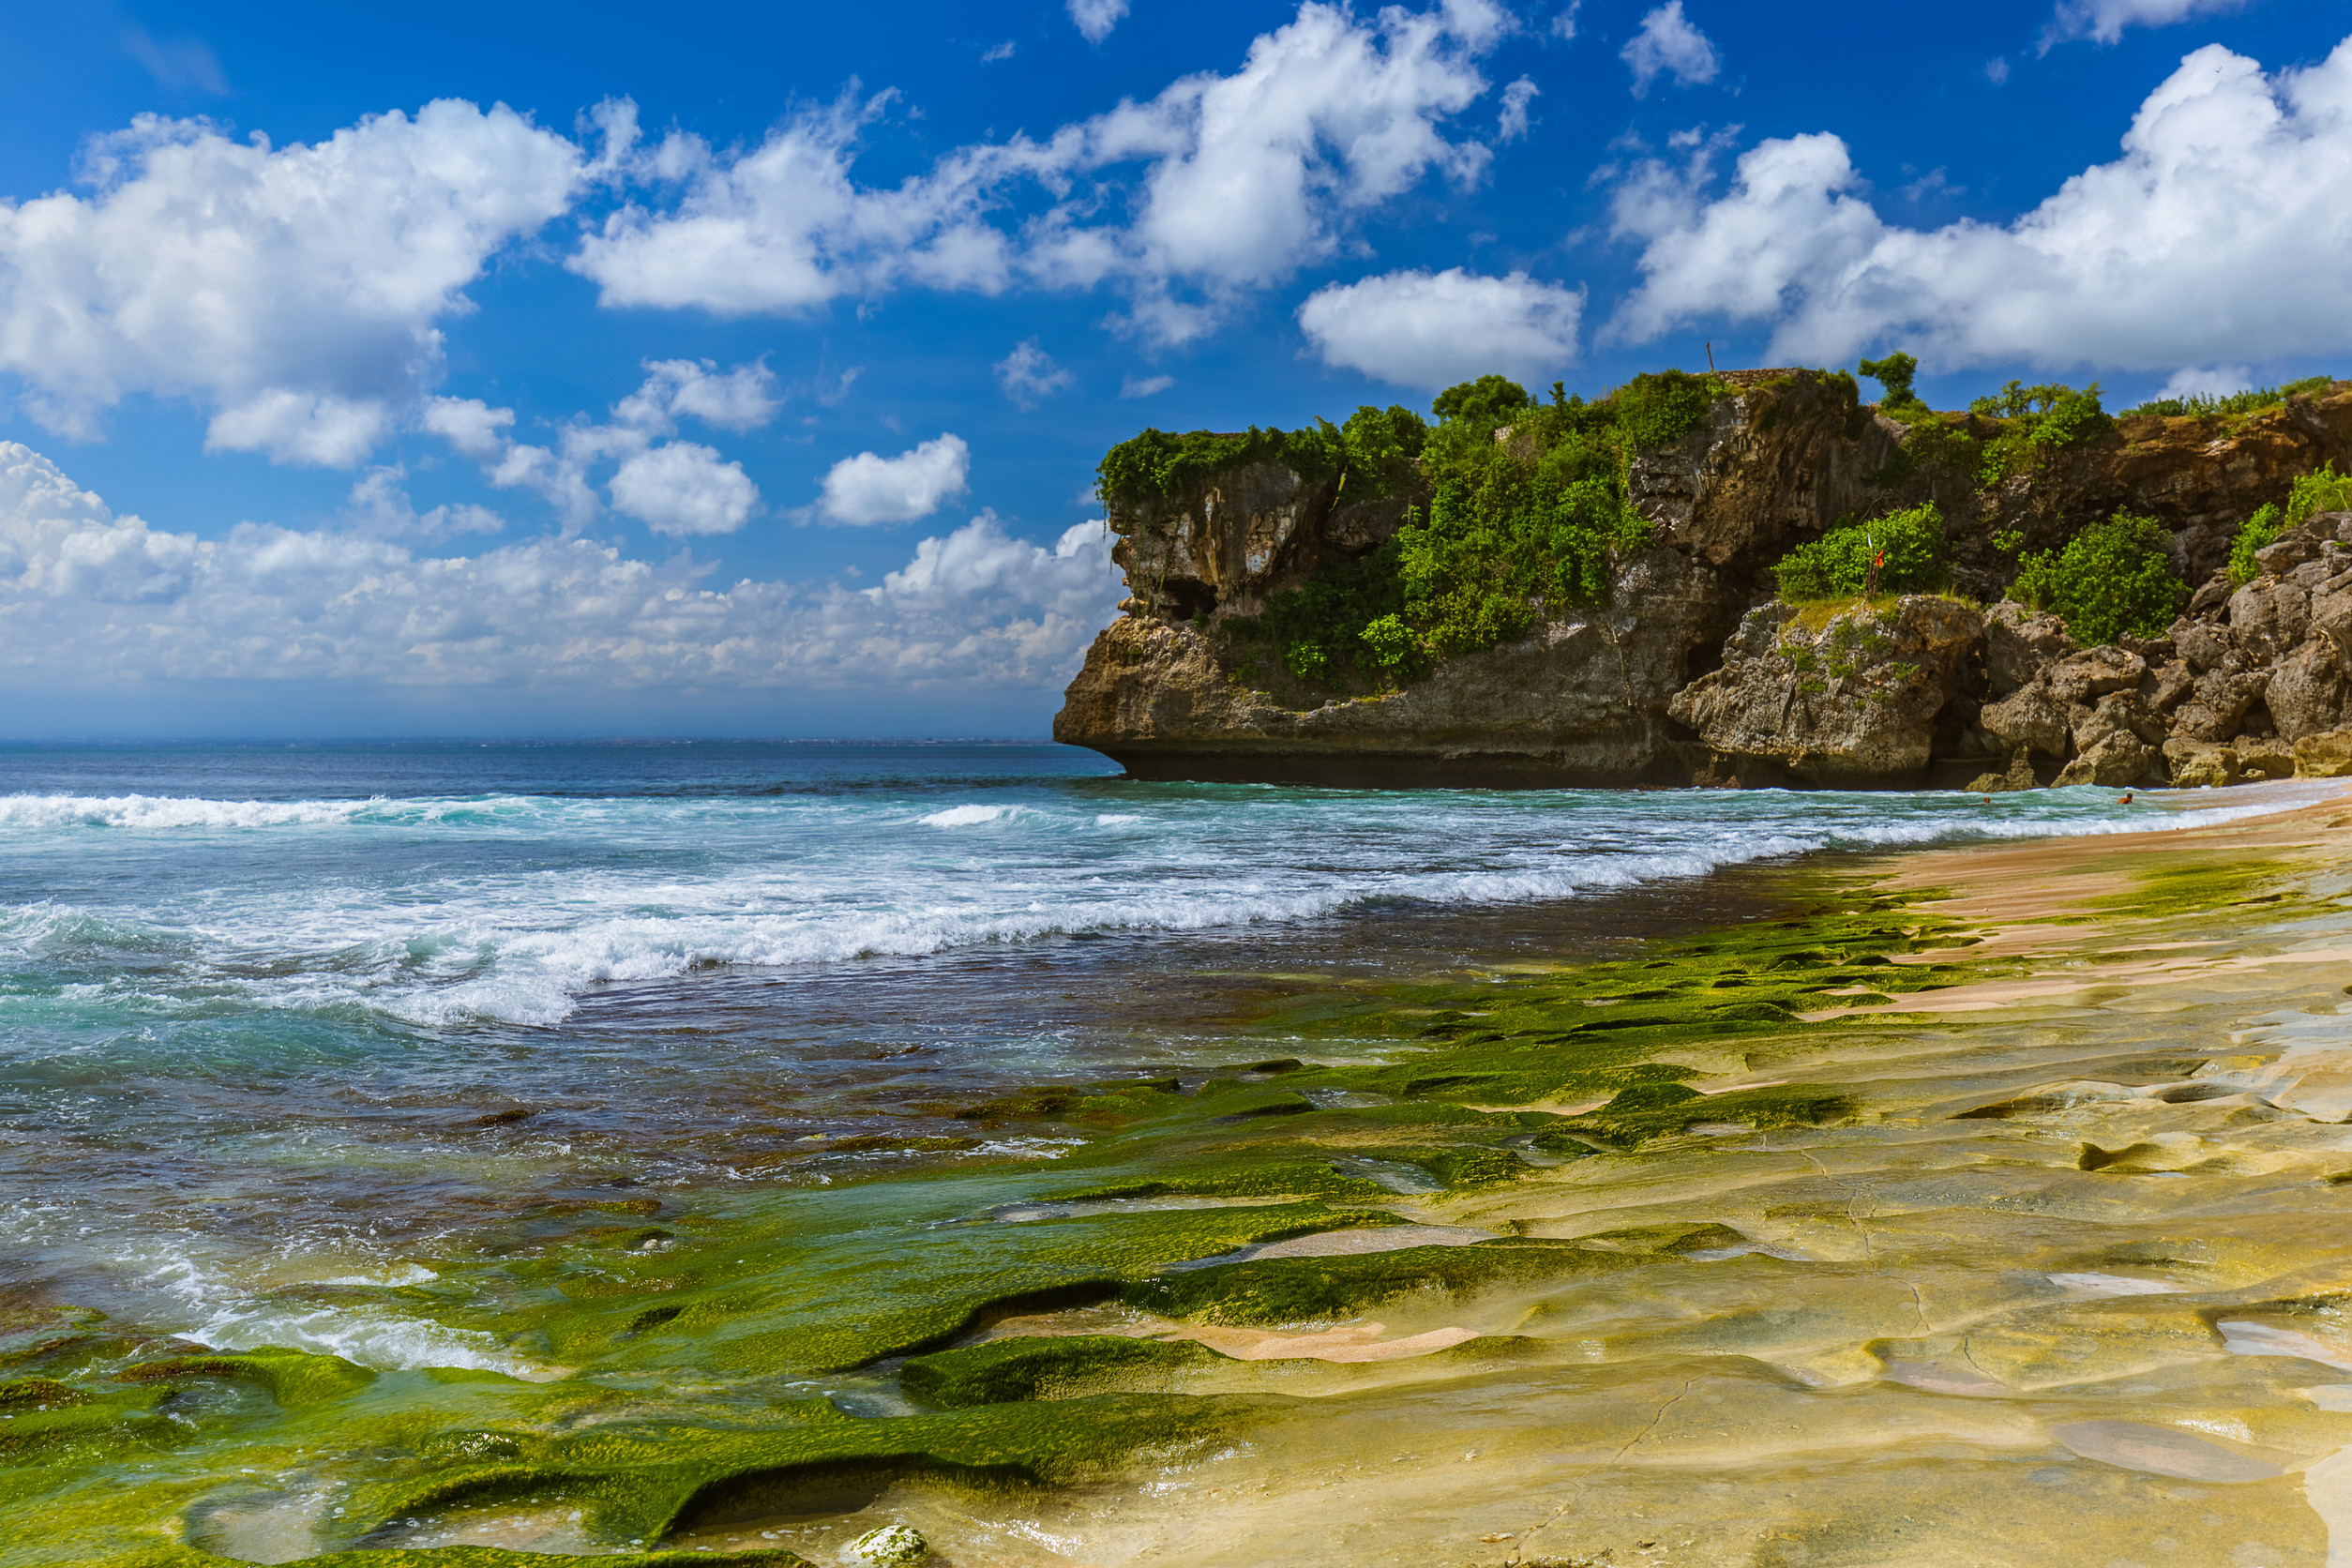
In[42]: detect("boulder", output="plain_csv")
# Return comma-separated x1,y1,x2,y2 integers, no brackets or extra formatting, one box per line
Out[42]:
1980,682,2073,762
2236,736,2297,780
2226,576,2311,663
1666,596,1983,788
2294,729,2352,778
2171,619,2233,673
1984,602,2076,697
2262,639,2349,740
2044,646,2147,707
2054,732,2164,788
1964,749,2041,794
2143,659,2194,714
2174,666,2270,741
2163,738,2239,789
2072,691,2166,753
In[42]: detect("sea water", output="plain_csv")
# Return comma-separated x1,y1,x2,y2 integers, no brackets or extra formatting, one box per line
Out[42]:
0,740,2319,1370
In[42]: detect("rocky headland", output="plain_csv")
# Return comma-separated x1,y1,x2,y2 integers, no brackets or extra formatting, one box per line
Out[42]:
1055,369,2352,790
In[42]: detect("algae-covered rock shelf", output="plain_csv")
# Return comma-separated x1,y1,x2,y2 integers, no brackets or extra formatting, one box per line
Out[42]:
1055,367,2352,788
16,794,2352,1564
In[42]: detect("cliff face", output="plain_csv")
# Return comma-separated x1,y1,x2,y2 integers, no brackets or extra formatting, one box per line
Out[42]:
1056,376,2352,789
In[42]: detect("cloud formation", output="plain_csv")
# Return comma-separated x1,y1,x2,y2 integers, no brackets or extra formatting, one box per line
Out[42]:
428,359,776,531
2043,0,2249,50
1069,0,1130,44
1608,37,2352,372
1622,3,1719,98
0,441,1117,695
817,434,972,525
569,0,1513,343
1297,267,1582,388
0,101,582,465
996,339,1076,409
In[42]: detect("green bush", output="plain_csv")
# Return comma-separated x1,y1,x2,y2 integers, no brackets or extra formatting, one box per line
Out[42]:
2225,503,2283,587
1096,424,1342,507
1612,369,1725,450
1431,374,1530,428
1968,379,2112,485
1337,404,1429,500
2010,510,2184,645
2121,374,2331,420
2287,460,2352,526
1859,352,1923,412
1771,504,1950,600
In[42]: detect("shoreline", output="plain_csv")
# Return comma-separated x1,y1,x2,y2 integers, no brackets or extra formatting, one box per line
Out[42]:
13,779,2352,1566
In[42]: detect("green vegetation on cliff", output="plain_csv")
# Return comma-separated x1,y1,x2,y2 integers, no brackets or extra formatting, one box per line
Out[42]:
1120,370,1726,690
2011,509,2185,644
1772,503,1950,601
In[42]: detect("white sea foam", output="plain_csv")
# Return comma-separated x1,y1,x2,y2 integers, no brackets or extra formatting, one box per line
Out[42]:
4,776,2336,1029
919,803,1013,826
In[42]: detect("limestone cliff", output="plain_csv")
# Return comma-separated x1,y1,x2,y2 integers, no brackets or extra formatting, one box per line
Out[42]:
1056,373,2352,789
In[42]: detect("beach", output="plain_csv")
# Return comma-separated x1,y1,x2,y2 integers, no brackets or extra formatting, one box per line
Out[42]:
3,750,2349,1567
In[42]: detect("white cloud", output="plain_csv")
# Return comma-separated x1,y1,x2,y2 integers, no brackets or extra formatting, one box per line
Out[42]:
612,357,781,432
1551,4,1580,41
1622,2,1720,98
1608,36,2352,372
1297,267,1582,388
0,441,1119,696
1069,0,1130,44
1985,56,2013,86
817,434,972,525
982,41,1017,63
0,102,582,464
2155,365,2253,401
609,443,760,535
421,397,516,460
996,339,1076,409
121,28,228,95
571,1,1509,344
345,467,505,541
1120,373,1175,398
1498,77,1539,142
431,359,775,531
2044,0,2248,50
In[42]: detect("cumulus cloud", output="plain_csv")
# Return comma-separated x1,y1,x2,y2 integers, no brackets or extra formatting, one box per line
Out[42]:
431,358,776,531
817,434,972,525
2155,365,2254,401
1069,0,1130,44
1120,373,1174,398
1622,2,1719,98
1297,267,1582,388
1498,77,1539,142
0,441,1119,695
996,339,1076,409
344,467,505,541
2044,0,2248,50
570,0,1511,343
1551,4,1580,41
608,443,760,535
1607,36,2352,372
0,102,582,464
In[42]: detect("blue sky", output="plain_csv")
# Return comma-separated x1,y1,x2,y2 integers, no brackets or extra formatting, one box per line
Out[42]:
1,0,2346,737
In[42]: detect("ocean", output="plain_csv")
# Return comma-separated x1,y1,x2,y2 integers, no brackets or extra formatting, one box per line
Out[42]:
0,740,2308,1377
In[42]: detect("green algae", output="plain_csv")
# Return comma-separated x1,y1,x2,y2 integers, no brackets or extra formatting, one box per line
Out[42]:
124,1349,378,1409
1126,1240,1646,1326
900,1334,1224,1407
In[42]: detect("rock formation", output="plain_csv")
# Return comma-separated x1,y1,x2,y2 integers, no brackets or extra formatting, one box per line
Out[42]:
1056,375,2352,789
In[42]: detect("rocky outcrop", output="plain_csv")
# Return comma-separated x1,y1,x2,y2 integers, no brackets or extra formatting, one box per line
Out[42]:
1058,546,1726,785
1666,597,1984,788
1058,377,2352,789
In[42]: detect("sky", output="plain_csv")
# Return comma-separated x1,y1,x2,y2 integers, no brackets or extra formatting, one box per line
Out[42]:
2,0,2349,739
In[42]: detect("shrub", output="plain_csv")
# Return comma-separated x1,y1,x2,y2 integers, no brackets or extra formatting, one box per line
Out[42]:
1772,504,1950,600
1859,352,1923,412
2286,460,2352,526
1338,404,1428,499
2121,374,2332,420
1431,375,1530,428
1096,424,1341,507
2010,510,2184,645
2225,504,2283,587
1612,369,1725,451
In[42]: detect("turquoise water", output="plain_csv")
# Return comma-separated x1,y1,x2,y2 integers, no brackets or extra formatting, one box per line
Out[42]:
0,739,2315,1367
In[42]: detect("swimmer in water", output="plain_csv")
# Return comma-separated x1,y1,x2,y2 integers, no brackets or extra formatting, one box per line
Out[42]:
2118,792,2133,804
